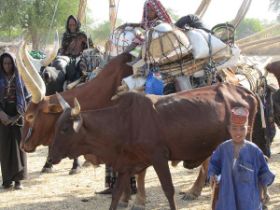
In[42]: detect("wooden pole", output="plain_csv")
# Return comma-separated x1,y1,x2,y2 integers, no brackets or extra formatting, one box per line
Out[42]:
230,0,252,28
195,0,212,19
109,0,117,34
77,0,87,24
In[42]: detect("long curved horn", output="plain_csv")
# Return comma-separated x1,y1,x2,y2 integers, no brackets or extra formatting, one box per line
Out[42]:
22,42,46,97
16,41,45,103
56,92,70,111
230,0,252,28
71,98,81,117
195,0,212,19
41,30,60,67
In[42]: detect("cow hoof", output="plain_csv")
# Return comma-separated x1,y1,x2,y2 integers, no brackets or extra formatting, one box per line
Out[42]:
41,167,54,173
181,192,199,200
118,201,129,208
130,204,145,210
69,167,81,175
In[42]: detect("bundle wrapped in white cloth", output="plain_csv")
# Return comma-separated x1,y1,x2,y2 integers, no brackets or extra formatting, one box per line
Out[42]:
186,28,227,59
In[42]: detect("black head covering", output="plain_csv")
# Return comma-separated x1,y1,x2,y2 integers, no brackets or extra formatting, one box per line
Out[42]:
0,52,30,114
65,15,81,33
0,53,17,74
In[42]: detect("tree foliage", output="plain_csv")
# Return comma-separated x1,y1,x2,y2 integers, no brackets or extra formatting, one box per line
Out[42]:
235,18,264,39
89,19,123,45
0,0,79,49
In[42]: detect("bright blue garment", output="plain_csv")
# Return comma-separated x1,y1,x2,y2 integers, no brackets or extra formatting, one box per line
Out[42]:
208,140,275,210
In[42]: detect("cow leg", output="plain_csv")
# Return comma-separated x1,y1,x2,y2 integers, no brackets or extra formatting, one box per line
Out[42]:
152,154,176,210
41,146,54,173
131,169,147,210
69,158,81,175
119,179,131,209
109,172,130,210
181,158,209,200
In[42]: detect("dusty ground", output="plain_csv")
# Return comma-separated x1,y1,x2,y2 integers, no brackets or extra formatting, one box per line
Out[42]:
0,133,279,210
1,72,280,210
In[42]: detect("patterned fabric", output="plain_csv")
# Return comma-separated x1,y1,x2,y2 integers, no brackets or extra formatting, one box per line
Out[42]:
4,77,16,103
231,107,249,125
61,15,93,57
105,165,136,190
140,0,172,30
0,53,30,115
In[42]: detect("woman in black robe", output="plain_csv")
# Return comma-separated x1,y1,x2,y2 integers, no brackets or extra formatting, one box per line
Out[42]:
60,15,92,57
0,52,30,189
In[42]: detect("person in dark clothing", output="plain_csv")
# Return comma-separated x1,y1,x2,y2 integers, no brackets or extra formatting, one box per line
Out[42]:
60,15,94,84
0,52,31,190
60,15,92,57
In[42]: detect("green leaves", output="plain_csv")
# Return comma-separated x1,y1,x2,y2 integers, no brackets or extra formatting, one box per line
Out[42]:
0,0,79,48
236,18,264,39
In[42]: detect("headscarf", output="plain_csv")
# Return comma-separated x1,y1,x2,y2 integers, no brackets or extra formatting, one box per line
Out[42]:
140,0,172,30
0,53,30,115
61,15,92,56
65,15,81,33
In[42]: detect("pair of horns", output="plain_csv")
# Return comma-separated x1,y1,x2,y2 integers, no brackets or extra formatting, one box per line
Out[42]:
56,93,81,117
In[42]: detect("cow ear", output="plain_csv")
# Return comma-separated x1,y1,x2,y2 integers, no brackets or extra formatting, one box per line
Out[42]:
73,116,83,133
43,104,63,114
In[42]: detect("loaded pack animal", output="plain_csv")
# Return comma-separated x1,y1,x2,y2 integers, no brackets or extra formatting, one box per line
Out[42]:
50,83,258,210
110,18,278,200
18,36,278,207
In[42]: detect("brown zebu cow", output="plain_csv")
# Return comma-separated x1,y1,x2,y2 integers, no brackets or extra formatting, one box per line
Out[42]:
50,83,258,210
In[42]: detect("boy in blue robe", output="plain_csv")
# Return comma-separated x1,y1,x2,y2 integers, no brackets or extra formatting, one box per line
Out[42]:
208,107,275,210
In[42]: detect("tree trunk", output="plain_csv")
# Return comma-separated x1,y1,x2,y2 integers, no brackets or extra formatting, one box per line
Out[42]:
30,29,39,50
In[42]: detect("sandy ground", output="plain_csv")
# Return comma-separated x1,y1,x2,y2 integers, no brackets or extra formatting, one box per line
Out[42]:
1,73,280,210
0,132,279,210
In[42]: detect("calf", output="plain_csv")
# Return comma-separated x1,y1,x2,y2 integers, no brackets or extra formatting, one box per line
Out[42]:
50,83,257,210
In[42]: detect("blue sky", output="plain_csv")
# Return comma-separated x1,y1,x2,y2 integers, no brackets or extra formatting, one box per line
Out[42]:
87,0,277,28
